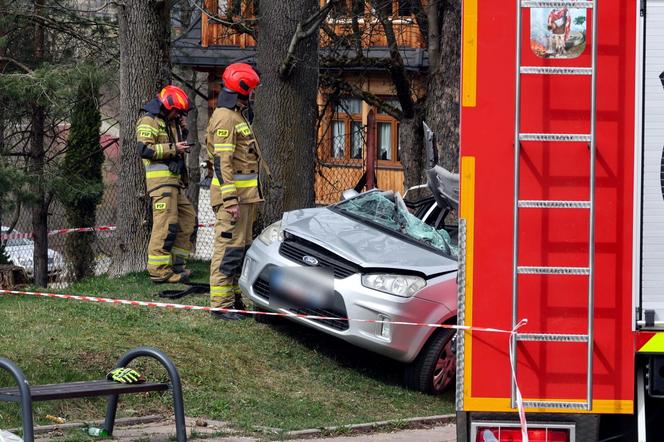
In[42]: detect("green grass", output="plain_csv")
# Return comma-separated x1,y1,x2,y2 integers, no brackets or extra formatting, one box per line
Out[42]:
0,261,452,433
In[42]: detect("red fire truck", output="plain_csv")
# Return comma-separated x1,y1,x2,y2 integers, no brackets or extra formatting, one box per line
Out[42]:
456,1,664,441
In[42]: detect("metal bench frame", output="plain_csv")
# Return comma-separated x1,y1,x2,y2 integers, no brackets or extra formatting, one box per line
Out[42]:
0,347,186,442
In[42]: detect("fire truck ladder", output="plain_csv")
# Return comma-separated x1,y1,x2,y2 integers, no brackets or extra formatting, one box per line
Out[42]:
511,0,598,412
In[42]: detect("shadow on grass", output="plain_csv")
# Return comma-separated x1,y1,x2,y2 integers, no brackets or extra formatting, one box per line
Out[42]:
262,317,409,389
255,317,456,407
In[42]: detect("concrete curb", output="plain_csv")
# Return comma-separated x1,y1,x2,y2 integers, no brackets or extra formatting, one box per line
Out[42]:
9,414,455,440
8,414,163,435
265,414,456,439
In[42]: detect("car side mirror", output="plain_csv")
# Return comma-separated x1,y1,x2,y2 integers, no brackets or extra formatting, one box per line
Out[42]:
341,189,359,201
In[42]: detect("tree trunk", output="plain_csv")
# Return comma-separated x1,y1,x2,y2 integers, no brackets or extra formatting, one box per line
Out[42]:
31,0,48,287
185,70,201,215
0,55,5,259
110,0,172,276
400,111,425,189
63,73,103,281
424,0,461,172
179,0,201,215
30,103,47,286
254,0,320,226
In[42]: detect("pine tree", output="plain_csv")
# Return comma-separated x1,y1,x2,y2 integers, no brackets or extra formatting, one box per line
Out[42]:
61,72,104,280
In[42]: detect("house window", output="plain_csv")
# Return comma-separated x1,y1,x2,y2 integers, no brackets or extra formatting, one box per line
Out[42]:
330,0,365,17
375,98,401,165
332,121,346,158
217,0,227,15
352,0,366,16
371,1,412,17
330,0,349,18
396,0,412,16
377,122,392,160
330,97,364,161
330,0,352,18
216,0,255,16
351,121,363,159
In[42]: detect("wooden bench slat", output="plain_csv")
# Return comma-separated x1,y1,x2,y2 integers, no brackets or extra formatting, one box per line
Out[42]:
0,380,169,402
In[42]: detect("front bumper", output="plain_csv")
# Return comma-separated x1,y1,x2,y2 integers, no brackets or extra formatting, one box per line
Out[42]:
239,238,454,363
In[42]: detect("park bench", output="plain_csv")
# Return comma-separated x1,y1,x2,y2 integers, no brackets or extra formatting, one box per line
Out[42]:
0,347,186,442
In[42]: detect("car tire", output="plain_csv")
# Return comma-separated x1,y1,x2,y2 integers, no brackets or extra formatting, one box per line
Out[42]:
253,305,279,324
404,328,456,395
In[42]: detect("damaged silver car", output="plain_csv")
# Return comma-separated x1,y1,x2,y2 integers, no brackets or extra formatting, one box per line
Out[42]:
239,166,459,394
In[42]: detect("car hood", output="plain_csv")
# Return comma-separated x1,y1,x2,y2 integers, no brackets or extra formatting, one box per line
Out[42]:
281,208,457,277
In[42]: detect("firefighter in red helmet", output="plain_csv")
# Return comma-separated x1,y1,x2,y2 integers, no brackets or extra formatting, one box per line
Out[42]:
137,84,196,283
206,63,264,319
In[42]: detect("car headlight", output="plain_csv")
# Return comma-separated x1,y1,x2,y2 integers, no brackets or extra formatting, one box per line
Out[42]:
258,221,284,246
361,273,426,297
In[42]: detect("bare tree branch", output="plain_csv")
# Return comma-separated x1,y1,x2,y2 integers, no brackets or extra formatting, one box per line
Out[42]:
321,73,403,120
321,52,401,69
425,0,441,71
369,0,415,118
10,11,114,55
0,56,34,74
350,0,364,57
279,0,340,79
188,0,257,38
321,22,338,41
411,0,429,47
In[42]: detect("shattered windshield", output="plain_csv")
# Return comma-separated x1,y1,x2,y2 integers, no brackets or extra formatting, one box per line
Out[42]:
332,191,458,258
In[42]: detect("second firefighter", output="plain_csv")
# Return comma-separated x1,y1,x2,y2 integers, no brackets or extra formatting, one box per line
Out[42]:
206,63,263,320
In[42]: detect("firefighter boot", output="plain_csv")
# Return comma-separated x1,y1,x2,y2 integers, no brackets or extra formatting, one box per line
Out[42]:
150,272,189,284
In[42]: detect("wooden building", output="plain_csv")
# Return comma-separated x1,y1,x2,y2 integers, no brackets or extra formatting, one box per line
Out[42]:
172,0,429,204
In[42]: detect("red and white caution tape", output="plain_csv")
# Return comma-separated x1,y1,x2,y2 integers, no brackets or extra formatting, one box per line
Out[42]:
0,288,532,437
1,223,216,241
509,319,530,442
47,226,117,237
0,289,525,335
0,226,117,241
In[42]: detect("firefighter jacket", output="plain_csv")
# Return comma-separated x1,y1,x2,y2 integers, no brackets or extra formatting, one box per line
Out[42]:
206,106,263,209
136,98,188,194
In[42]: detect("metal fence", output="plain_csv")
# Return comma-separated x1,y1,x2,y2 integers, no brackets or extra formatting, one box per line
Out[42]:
0,123,373,287
0,148,221,288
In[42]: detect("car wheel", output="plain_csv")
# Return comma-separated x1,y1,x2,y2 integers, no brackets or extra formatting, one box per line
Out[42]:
253,305,279,324
404,328,456,395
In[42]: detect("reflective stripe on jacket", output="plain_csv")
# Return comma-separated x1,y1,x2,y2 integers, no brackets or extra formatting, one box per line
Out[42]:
206,107,263,208
136,115,186,193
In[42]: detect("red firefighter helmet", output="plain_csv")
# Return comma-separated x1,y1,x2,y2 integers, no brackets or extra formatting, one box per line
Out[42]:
222,63,260,96
158,85,190,112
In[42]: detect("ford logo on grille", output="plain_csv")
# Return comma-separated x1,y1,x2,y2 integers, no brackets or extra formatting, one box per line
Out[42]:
302,255,319,266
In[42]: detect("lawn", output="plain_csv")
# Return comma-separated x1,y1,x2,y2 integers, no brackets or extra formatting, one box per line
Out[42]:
0,261,453,434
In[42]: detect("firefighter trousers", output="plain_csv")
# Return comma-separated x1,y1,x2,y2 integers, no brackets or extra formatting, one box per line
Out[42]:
147,186,197,281
210,203,258,308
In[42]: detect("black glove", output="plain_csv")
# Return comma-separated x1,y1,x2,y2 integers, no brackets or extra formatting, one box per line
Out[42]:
168,159,180,174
